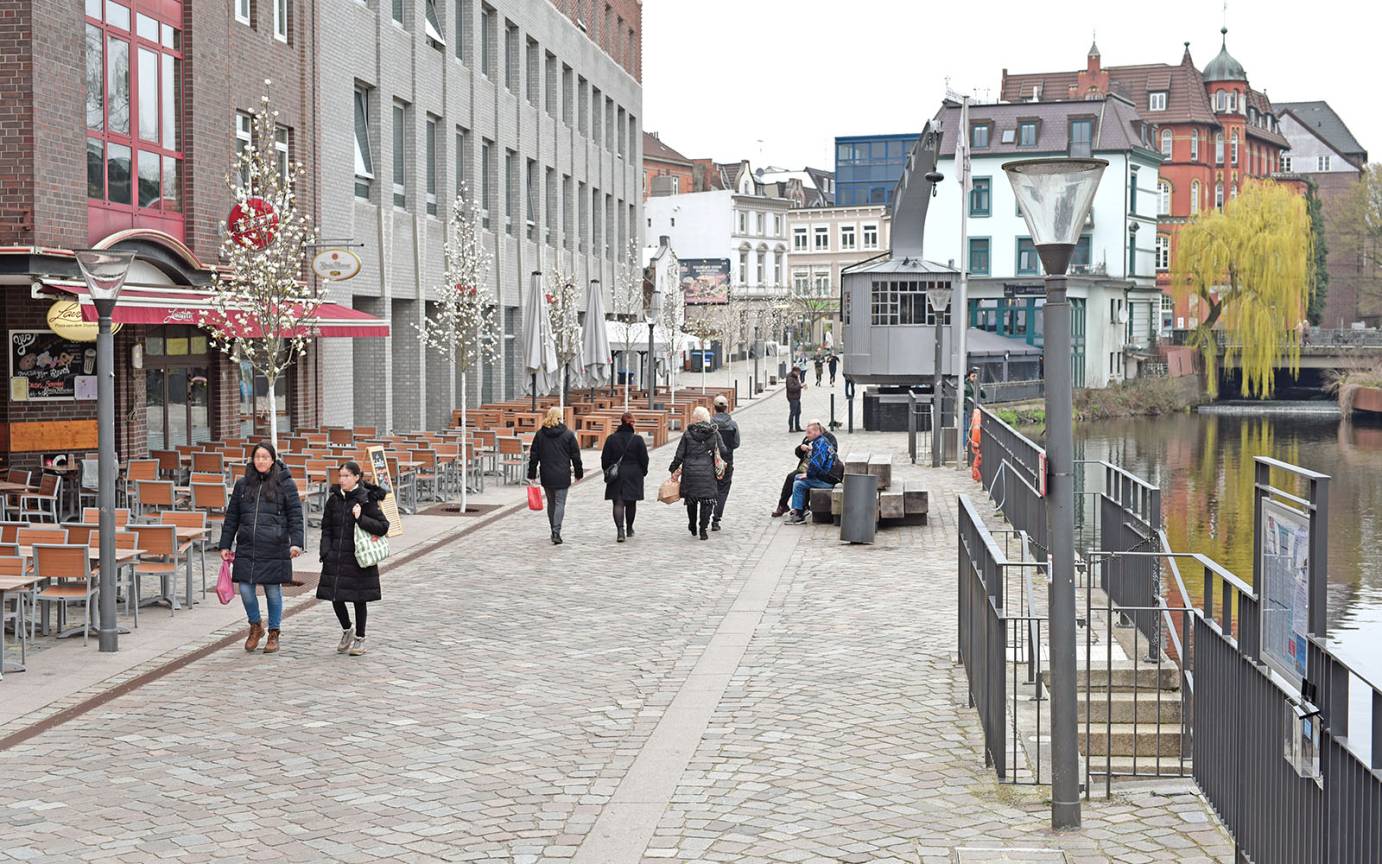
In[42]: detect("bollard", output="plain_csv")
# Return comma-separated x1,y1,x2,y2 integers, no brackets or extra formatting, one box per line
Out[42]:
907,391,917,464
734,379,739,403
847,396,854,433
829,393,838,430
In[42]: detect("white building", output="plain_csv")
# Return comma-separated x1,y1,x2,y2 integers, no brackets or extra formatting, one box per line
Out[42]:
644,188,792,299
785,204,890,347
922,95,1164,387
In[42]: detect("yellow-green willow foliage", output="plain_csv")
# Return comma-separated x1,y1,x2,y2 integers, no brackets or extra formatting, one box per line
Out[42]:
1171,180,1314,398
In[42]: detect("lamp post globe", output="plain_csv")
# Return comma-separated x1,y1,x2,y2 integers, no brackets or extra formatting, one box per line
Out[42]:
1001,157,1106,831
74,248,135,653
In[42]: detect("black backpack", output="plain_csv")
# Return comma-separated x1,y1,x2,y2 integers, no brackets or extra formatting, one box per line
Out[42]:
823,444,845,484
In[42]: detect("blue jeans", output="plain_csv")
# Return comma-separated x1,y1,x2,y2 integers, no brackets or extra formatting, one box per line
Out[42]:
240,582,284,630
791,477,833,511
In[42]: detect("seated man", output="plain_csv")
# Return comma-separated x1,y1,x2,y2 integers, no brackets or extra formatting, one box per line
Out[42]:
772,425,838,517
785,420,841,525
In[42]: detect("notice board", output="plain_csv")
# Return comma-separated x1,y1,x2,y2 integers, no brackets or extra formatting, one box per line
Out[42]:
9,330,97,401
1259,498,1311,684
364,445,404,538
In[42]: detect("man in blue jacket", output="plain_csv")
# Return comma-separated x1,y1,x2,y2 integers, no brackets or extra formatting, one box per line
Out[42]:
786,420,840,524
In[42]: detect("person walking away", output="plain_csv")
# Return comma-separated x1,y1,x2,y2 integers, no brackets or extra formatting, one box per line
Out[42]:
669,405,728,540
828,353,839,385
813,355,824,387
218,443,304,654
709,394,740,531
601,413,649,542
317,461,389,656
528,406,584,545
785,368,803,433
963,367,987,465
785,421,843,524
772,426,838,517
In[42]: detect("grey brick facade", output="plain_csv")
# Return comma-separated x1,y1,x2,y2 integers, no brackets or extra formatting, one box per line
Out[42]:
316,0,642,430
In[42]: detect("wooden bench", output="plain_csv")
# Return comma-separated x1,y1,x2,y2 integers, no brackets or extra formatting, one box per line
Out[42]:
818,453,929,527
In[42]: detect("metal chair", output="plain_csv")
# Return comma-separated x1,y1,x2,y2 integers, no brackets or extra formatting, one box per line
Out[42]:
190,451,224,475
133,480,177,518
123,459,159,508
190,483,228,534
33,544,98,645
87,529,141,625
0,549,32,672
151,449,182,482
498,436,526,484
78,458,100,511
81,507,131,527
19,474,62,523
130,524,184,615
157,510,209,597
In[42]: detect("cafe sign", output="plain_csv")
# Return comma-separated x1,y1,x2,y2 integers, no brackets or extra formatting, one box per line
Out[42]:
46,299,121,342
311,248,362,281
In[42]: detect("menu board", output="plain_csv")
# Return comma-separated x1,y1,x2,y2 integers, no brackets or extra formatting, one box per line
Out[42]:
364,445,404,538
9,330,96,401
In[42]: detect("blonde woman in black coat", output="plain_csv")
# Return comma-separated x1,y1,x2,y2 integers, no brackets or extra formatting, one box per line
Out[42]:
317,461,389,656
600,413,649,543
669,406,729,540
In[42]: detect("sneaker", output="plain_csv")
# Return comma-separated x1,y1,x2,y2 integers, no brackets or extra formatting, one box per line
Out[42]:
348,636,367,656
785,511,807,525
337,628,354,654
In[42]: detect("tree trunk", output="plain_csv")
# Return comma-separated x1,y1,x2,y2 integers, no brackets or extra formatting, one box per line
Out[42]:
460,369,468,513
266,374,279,452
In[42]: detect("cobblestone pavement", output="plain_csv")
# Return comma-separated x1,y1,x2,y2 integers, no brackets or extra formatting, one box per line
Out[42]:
0,380,1233,863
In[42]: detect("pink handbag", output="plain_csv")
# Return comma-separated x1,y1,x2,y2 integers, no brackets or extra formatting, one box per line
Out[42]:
215,554,235,605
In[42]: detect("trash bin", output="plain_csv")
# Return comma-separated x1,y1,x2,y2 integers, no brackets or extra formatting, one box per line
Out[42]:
840,473,878,544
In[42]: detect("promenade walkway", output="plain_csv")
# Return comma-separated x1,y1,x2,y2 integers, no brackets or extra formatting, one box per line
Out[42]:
0,375,1234,863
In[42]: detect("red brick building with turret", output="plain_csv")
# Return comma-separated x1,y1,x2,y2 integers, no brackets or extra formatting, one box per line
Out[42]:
1001,30,1290,329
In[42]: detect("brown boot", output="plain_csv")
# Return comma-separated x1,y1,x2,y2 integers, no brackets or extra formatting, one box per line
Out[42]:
244,621,264,652
263,629,280,654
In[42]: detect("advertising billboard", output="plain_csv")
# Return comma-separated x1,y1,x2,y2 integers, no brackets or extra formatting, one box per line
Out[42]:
680,258,731,305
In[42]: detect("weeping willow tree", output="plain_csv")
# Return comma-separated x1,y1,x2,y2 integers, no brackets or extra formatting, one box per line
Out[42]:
1170,180,1314,398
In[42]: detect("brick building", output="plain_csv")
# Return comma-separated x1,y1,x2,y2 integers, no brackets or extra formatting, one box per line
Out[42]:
642,131,693,199
1001,31,1291,330
0,0,328,469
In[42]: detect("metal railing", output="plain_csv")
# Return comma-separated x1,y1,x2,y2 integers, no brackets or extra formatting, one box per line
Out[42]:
978,408,1047,556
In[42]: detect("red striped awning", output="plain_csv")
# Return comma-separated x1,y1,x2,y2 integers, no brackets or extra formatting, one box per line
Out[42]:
40,280,390,338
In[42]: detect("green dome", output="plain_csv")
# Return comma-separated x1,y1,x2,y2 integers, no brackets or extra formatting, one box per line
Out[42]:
1202,27,1246,82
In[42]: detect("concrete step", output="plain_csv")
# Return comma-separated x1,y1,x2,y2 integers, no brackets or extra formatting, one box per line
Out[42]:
1077,691,1184,724
1086,753,1193,778
1046,665,1181,692
1081,722,1185,758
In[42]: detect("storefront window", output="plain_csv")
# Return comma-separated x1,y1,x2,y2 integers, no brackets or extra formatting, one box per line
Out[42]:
143,326,210,448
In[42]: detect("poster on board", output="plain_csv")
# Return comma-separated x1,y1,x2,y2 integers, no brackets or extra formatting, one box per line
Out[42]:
364,445,404,538
1259,498,1311,683
9,330,95,401
679,259,731,305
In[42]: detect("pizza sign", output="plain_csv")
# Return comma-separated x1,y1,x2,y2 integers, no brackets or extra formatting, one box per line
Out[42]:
228,196,279,250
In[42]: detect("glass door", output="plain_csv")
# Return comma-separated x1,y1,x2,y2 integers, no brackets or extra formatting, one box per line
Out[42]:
143,326,211,449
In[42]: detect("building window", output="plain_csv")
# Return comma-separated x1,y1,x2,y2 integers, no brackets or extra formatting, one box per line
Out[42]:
235,0,250,25
392,101,407,208
353,86,373,198
274,0,288,41
274,125,290,183
454,126,469,196
503,149,516,234
605,97,614,150
792,269,809,293
561,174,573,249
392,0,404,25
968,238,990,276
971,124,990,148
1228,92,1237,112
813,226,829,251
1317,154,1331,171
577,77,588,134
1018,121,1037,147
480,4,495,78
1071,235,1092,270
454,0,468,61
862,223,878,249
560,64,573,124
424,116,438,215
524,37,538,105
1282,155,1292,173
1230,132,1238,166
792,226,807,251
969,177,991,216
480,139,494,227
869,279,953,326
840,224,856,250
738,249,748,284
1190,133,1199,162
755,211,765,235
577,180,587,250
235,111,253,189
1160,129,1173,157
424,0,445,49
617,107,626,156
1149,91,1167,112
813,269,830,295
774,250,784,284
1069,119,1093,157
504,20,518,92
525,158,537,240
755,250,765,285
735,209,746,233
1215,90,1226,111
1214,133,1224,164
1158,180,1170,215
773,214,782,237
1155,234,1169,270
545,167,557,245
1190,179,1200,214
591,86,602,143
1016,238,1040,275
1129,168,1138,213
1214,182,1223,209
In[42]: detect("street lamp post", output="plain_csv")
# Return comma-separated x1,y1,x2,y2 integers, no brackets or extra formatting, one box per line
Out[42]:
927,286,953,468
75,248,135,653
647,278,663,411
1002,157,1107,831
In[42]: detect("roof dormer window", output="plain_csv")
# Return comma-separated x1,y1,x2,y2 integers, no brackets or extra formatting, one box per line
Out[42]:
1148,91,1167,112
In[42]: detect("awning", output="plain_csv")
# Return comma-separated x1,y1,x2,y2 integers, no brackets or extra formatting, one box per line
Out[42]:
40,279,390,338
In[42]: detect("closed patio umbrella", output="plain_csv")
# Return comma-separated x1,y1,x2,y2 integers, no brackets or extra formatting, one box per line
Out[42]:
522,271,559,410
581,280,612,394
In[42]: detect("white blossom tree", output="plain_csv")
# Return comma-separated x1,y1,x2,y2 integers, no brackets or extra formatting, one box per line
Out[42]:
545,265,582,409
612,239,646,409
655,259,684,403
208,81,318,450
415,187,499,512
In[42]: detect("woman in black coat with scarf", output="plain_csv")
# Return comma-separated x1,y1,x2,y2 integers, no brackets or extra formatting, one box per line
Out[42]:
317,461,390,656
600,412,649,543
218,443,305,655
669,406,729,540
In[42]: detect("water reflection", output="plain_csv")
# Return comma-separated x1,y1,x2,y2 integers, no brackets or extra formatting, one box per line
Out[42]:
1072,412,1382,683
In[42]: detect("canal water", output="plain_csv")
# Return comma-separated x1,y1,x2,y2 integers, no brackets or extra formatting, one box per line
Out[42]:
1071,409,1382,685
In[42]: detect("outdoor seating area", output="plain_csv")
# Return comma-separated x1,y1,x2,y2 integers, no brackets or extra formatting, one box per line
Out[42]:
812,451,929,526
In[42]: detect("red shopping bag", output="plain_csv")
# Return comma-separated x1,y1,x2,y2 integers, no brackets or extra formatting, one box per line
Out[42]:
527,485,544,511
215,553,235,605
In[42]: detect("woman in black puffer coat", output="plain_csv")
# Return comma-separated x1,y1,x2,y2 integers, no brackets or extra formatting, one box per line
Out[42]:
600,412,649,543
669,406,729,540
317,460,390,657
218,442,305,655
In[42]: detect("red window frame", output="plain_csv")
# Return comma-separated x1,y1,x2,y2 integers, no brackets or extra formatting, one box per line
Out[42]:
85,0,185,241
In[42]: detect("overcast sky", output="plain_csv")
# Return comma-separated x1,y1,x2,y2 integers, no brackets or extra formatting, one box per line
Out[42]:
642,0,1375,171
